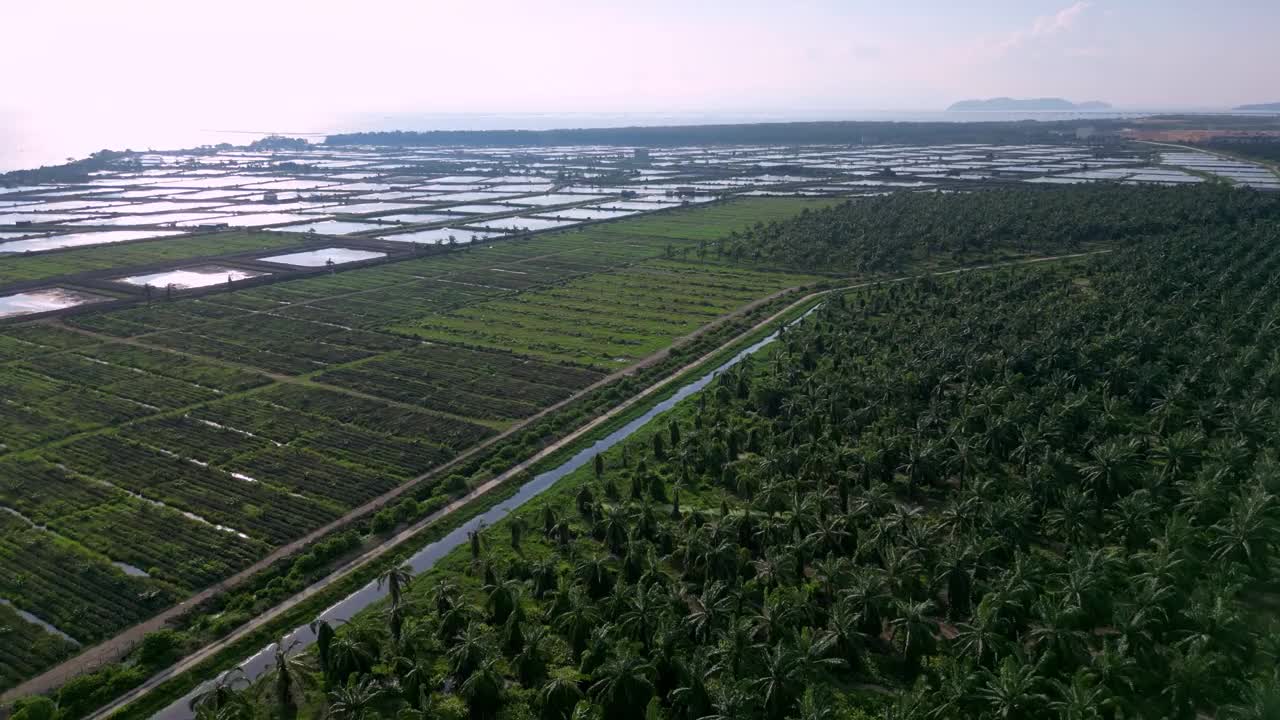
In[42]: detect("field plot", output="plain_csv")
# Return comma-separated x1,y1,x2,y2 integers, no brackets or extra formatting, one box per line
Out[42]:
0,197,831,691
316,342,606,421
393,260,817,367
0,510,178,651
578,197,834,242
0,232,309,289
0,458,268,589
0,600,77,691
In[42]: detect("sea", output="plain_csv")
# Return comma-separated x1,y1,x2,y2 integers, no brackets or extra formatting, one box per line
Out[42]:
0,107,1195,174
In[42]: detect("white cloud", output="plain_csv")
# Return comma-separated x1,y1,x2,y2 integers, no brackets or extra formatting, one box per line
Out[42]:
1031,2,1092,38
985,1,1094,57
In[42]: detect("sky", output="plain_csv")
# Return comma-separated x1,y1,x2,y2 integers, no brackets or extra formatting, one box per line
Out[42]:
0,0,1277,123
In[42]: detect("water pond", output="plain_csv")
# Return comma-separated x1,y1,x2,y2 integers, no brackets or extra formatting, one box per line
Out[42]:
0,230,185,253
266,220,384,236
258,248,386,267
119,266,266,289
377,227,506,245
467,216,580,232
0,288,110,318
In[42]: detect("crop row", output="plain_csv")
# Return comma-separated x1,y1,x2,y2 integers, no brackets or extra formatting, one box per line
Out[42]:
47,435,341,545
68,299,252,338
316,344,586,418
0,324,96,352
315,365,539,420
188,392,467,481
252,383,495,449
0,601,78,692
227,447,400,508
147,315,413,375
0,368,154,452
19,353,221,410
0,456,267,588
398,342,604,388
0,513,178,647
73,342,270,392
276,279,501,329
147,331,321,375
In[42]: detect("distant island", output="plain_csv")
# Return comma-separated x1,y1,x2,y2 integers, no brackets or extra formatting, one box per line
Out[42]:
947,97,1113,112
1235,102,1280,112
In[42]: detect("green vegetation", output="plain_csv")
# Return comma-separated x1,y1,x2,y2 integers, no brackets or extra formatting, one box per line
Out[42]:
720,184,1280,273
0,232,309,289
181,188,1280,720
0,198,829,696
324,119,1132,148
1193,139,1280,167
394,262,816,367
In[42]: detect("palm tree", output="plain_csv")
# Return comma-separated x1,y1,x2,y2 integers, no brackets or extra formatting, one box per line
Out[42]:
484,576,523,625
751,641,806,720
701,679,758,720
977,655,1048,719
827,596,869,669
447,622,494,681
460,655,505,720
515,625,551,686
589,652,656,720
952,601,1008,669
390,655,433,711
669,649,713,720
1048,670,1114,720
618,583,665,650
889,599,937,671
328,633,376,688
793,686,837,720
327,676,384,720
189,669,250,719
310,620,337,687
264,638,313,720
1210,482,1277,576
554,589,601,660
1220,676,1280,720
538,672,585,720
378,565,413,647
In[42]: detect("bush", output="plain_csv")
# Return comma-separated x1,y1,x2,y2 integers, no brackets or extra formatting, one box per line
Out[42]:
137,629,183,667
11,696,59,720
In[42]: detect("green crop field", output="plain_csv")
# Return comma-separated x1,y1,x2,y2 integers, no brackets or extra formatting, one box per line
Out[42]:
393,260,818,367
0,198,829,692
0,232,310,289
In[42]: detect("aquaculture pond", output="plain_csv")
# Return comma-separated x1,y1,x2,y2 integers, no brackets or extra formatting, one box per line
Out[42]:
376,227,507,245
266,220,384,236
257,248,386,267
118,266,266,289
0,287,110,318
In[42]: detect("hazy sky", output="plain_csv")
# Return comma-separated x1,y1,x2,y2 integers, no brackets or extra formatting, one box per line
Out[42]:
1,0,1277,119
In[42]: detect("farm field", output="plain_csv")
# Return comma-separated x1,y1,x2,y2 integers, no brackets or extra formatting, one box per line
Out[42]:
210,198,1280,720
0,198,828,692
393,260,818,367
0,232,311,289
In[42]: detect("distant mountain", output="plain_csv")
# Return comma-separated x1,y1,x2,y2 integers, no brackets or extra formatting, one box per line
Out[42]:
947,97,1113,112
1234,102,1280,112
